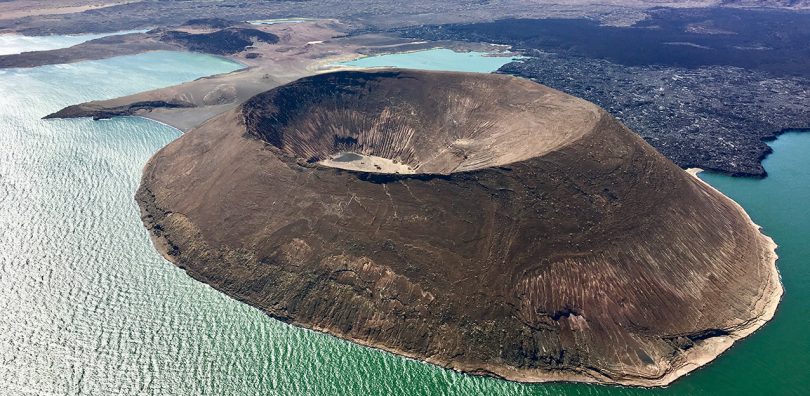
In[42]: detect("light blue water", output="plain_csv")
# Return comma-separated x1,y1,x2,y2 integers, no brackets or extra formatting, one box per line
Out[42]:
339,48,520,73
248,18,317,25
0,30,146,56
0,44,807,395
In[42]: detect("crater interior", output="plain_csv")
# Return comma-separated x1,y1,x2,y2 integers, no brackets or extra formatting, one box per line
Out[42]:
242,70,600,174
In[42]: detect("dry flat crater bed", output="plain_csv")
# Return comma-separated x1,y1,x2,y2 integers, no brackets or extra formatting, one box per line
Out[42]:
135,69,781,386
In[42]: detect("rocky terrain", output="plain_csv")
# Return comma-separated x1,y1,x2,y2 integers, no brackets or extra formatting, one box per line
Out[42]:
132,69,781,386
5,5,808,177
44,100,194,120
155,27,279,55
498,54,810,177
4,0,810,37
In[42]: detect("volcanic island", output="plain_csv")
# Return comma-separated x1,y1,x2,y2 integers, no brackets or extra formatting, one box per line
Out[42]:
111,69,780,387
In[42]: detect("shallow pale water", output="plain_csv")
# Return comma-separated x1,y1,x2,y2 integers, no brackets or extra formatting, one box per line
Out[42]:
0,45,807,395
0,30,146,56
339,48,520,73
248,18,317,25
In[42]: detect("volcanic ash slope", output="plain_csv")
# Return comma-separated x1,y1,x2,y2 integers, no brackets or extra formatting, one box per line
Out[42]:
136,69,781,386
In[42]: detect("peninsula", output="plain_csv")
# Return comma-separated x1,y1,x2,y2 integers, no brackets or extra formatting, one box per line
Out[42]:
131,69,781,386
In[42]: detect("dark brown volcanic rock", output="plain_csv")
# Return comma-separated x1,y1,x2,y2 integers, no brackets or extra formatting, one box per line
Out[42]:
44,100,193,120
136,69,780,386
157,27,279,55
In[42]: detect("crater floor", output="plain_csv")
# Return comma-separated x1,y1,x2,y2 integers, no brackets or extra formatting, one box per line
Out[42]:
319,152,416,174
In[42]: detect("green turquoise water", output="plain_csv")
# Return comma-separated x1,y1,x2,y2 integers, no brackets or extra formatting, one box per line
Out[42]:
339,48,520,73
0,46,807,395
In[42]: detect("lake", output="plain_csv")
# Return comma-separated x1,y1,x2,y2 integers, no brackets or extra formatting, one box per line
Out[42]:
0,46,806,395
338,48,520,73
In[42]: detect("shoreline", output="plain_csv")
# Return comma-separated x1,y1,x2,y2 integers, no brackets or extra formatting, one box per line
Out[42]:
670,168,783,381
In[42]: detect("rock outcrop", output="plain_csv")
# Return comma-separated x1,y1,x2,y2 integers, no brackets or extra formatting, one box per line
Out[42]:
157,27,279,55
44,100,193,120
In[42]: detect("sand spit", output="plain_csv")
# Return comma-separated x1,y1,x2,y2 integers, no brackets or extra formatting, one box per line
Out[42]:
38,20,453,132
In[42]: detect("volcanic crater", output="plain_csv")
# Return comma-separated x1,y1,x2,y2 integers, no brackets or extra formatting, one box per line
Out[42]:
242,70,596,175
136,69,781,386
